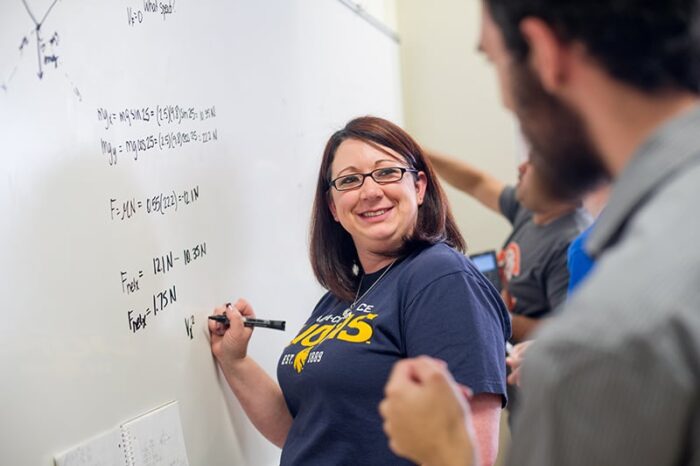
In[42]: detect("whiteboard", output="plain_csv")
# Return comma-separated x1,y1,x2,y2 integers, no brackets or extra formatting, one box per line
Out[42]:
0,1,402,465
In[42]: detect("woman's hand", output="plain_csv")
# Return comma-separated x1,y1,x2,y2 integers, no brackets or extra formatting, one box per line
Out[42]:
207,298,293,447
209,298,256,369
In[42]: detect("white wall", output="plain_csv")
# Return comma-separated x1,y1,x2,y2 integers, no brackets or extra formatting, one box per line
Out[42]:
353,0,399,31
397,0,518,253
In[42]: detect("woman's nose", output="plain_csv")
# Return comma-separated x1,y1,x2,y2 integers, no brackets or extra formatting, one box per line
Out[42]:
358,176,383,199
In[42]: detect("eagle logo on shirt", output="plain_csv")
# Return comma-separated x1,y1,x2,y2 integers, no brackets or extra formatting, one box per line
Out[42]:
498,242,521,311
281,310,379,373
498,242,522,281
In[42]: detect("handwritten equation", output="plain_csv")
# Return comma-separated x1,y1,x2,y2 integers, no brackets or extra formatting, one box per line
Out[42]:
109,185,200,221
98,101,220,339
97,104,218,166
100,129,218,164
121,241,207,337
127,0,177,27
97,105,217,130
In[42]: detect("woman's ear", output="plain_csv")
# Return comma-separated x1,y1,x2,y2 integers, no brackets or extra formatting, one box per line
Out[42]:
416,171,428,205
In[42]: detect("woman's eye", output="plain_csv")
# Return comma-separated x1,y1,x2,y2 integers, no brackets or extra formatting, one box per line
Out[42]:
339,175,360,186
376,168,400,178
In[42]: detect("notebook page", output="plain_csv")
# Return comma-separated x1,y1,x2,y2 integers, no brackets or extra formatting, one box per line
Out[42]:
120,401,189,466
54,428,125,466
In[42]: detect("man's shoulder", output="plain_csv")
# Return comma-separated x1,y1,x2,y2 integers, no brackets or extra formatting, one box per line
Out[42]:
500,185,532,224
548,208,591,242
508,209,584,255
597,160,700,269
629,160,700,232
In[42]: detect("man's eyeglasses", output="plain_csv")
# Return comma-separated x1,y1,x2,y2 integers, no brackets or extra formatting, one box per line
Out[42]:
329,167,418,191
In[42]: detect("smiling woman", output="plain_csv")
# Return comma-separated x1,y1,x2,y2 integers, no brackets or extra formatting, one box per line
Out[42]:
311,116,466,299
327,139,427,273
209,116,511,466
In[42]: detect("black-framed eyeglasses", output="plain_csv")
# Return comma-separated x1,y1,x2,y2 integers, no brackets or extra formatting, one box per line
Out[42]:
329,166,418,191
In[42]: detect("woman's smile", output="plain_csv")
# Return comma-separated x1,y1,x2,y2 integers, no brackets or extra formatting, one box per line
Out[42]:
358,206,393,221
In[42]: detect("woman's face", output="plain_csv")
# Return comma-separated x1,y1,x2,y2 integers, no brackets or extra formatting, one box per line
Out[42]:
327,139,427,263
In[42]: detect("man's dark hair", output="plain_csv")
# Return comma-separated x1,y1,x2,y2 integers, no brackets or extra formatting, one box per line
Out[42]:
309,116,465,302
485,0,700,93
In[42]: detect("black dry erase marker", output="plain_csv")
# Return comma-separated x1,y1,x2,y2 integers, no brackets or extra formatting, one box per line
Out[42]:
208,314,230,326
208,314,286,331
242,318,286,331
208,302,234,326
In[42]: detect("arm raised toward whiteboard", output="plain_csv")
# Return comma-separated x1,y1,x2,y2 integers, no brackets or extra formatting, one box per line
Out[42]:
426,149,506,214
209,298,292,448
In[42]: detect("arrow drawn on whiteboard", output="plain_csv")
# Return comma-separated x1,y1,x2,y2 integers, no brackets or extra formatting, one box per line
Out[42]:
1,67,17,93
21,0,61,79
2,0,82,101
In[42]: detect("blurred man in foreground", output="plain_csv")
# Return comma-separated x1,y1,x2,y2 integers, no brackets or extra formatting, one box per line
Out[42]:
381,0,700,464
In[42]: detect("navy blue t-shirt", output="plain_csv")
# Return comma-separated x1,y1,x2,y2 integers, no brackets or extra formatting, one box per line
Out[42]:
277,242,510,465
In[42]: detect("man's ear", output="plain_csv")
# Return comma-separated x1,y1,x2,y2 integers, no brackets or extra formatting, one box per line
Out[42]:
520,18,569,92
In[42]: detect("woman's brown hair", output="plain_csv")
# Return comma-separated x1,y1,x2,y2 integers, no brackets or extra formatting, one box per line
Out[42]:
309,116,465,301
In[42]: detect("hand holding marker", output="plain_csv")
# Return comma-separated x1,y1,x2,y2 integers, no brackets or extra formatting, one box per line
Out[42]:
208,303,286,331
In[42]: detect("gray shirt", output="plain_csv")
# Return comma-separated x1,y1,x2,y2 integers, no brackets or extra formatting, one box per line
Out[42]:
508,105,700,466
499,187,590,319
